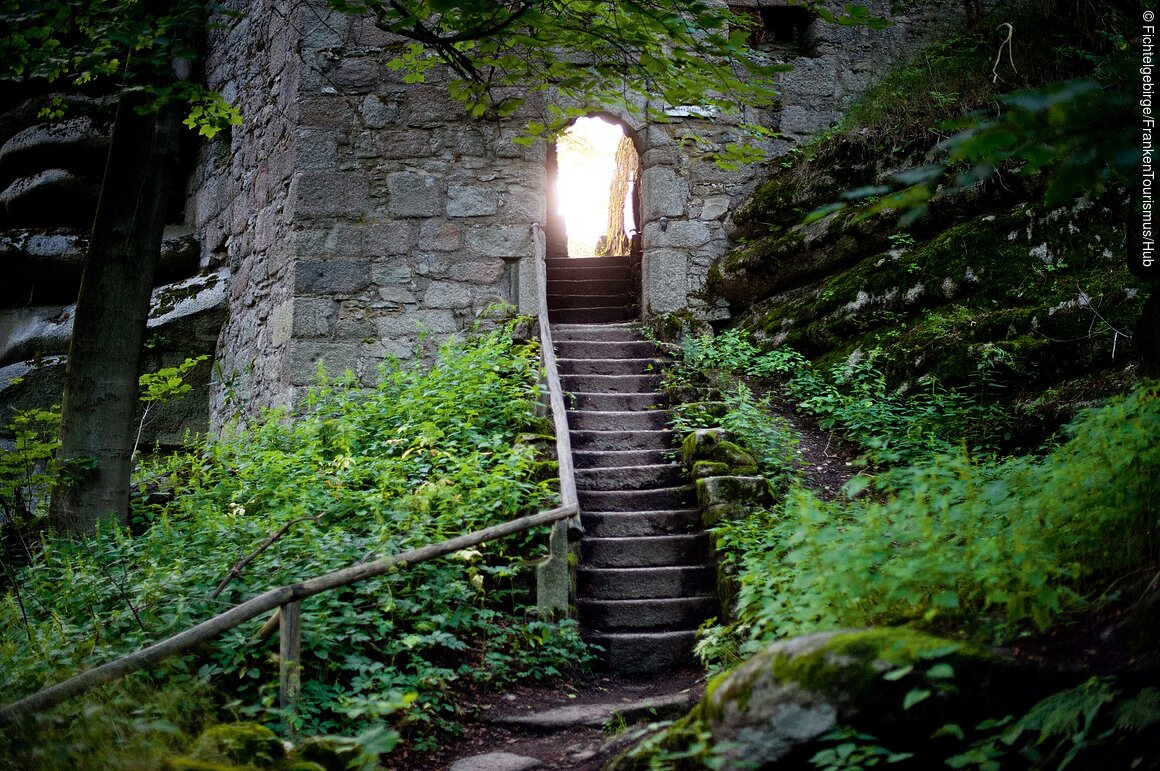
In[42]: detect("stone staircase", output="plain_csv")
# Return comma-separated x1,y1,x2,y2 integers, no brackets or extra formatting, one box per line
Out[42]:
547,255,638,324
553,321,717,673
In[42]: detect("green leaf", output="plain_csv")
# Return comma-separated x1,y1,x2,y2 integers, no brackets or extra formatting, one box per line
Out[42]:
903,689,931,710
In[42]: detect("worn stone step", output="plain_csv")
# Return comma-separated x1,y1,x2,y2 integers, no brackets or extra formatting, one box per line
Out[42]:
581,533,708,567
548,277,636,296
557,357,658,377
551,323,643,343
546,255,633,274
572,448,671,469
578,486,694,512
578,596,718,631
580,509,701,537
561,373,661,394
577,565,715,599
549,306,638,324
581,630,696,674
570,429,675,452
555,339,658,360
566,392,665,412
575,463,684,491
547,292,636,310
567,409,669,432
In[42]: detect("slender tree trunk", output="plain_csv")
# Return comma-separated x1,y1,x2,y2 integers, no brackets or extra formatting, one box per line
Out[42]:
48,93,181,536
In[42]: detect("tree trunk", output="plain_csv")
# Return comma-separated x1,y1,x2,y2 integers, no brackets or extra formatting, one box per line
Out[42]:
49,93,181,536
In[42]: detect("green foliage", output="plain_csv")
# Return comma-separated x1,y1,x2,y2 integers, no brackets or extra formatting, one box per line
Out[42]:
0,0,242,135
0,408,59,527
710,381,1160,657
813,7,1137,224
0,326,592,767
356,0,788,160
662,328,1007,467
809,675,1160,771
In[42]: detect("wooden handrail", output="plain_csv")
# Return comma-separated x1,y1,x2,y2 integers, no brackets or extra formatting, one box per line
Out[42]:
0,503,577,723
531,222,582,537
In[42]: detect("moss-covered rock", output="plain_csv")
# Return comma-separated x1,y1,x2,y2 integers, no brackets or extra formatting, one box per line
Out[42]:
189,723,285,768
289,736,368,771
611,628,1055,771
691,460,732,478
162,758,254,771
695,475,771,509
680,429,756,469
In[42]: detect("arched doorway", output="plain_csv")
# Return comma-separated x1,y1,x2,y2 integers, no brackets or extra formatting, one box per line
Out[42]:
545,116,643,324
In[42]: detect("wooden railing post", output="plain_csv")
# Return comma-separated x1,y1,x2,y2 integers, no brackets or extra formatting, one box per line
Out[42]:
279,600,302,732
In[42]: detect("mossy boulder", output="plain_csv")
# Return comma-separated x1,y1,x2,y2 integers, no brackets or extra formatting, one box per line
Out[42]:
681,429,756,469
289,736,370,771
162,759,253,771
188,723,285,768
612,628,1053,770
691,460,732,479
695,475,771,510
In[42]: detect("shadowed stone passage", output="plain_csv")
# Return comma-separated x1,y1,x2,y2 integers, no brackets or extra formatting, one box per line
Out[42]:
546,255,640,324
554,322,717,673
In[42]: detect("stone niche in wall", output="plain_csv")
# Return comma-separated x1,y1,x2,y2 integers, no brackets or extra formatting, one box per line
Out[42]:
0,85,226,447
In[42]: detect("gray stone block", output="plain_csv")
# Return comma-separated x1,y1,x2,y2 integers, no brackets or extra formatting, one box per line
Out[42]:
446,258,505,285
294,260,370,295
465,224,533,258
423,281,472,309
447,184,499,217
642,166,688,221
417,219,463,251
291,297,335,337
366,221,416,256
291,170,369,219
386,172,442,217
643,249,688,314
359,94,397,128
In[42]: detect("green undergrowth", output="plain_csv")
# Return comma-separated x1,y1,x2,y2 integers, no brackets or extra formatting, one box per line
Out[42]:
0,323,591,769
655,328,1157,671
717,380,1159,656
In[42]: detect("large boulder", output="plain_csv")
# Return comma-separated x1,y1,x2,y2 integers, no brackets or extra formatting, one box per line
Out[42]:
611,628,1055,770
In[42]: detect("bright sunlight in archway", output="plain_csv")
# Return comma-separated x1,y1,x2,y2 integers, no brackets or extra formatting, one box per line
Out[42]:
555,116,627,257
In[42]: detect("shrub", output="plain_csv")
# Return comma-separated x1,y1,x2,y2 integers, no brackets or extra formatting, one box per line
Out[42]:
0,324,591,768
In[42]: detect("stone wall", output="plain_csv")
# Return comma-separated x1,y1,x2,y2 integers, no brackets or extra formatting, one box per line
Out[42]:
195,0,933,422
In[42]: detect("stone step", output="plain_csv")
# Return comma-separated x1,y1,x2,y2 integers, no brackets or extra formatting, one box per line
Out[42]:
572,448,671,469
551,323,643,343
566,392,665,412
567,409,669,432
548,277,636,296
577,565,716,599
561,373,661,394
569,429,675,452
581,533,708,567
581,630,697,674
557,357,658,377
554,339,658,360
577,596,718,631
575,463,684,491
580,509,701,537
578,486,694,512
546,255,634,274
547,292,636,310
549,306,638,324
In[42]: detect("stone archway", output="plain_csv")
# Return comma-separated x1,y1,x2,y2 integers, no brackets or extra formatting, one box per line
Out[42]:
544,114,645,324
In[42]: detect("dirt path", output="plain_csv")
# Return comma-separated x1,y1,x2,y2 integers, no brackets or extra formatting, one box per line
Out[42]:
389,669,705,770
